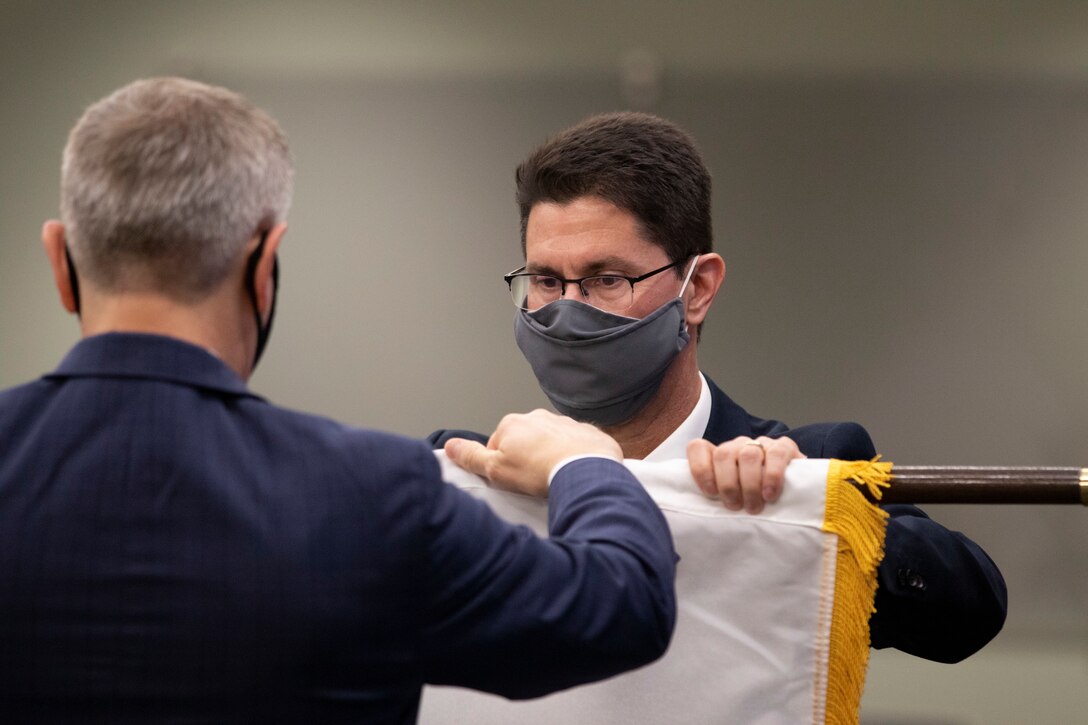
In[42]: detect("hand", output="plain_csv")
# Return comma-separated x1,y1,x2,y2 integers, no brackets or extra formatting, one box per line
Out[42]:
444,409,623,498
686,436,804,514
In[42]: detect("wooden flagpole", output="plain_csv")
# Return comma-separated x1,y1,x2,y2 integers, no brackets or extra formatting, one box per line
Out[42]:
867,466,1088,504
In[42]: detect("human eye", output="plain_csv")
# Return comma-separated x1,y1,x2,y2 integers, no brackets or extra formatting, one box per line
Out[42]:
529,275,561,291
586,275,626,290
582,276,630,304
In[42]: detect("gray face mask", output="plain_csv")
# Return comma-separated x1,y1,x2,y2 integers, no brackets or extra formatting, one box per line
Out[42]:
514,260,696,426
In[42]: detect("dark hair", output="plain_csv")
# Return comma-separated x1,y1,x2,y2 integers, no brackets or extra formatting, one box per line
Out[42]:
515,111,712,265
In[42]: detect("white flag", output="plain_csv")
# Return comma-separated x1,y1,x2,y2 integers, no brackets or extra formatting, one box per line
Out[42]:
422,455,889,725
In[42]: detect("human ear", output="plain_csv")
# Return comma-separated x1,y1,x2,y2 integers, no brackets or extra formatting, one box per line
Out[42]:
684,253,725,326
41,220,79,314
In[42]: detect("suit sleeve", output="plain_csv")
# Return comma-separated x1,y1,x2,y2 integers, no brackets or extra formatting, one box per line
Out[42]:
424,428,489,449
785,421,1008,663
417,456,678,698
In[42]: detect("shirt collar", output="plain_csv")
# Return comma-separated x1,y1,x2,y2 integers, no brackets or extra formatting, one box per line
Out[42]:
643,372,711,462
45,332,259,400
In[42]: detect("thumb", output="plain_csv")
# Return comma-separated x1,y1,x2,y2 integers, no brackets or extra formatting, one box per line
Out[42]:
444,438,493,479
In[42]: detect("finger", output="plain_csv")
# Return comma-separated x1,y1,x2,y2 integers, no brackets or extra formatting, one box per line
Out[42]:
736,438,766,514
687,439,719,497
486,412,523,450
444,438,495,479
760,437,796,503
713,441,743,511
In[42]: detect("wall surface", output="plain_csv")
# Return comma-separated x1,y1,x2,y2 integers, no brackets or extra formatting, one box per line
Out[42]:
1,3,1086,723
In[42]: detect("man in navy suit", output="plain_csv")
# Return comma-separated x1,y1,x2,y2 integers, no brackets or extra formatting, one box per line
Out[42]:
432,111,1006,663
0,79,678,723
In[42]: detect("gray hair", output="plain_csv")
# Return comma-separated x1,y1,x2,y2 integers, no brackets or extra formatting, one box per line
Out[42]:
60,77,293,300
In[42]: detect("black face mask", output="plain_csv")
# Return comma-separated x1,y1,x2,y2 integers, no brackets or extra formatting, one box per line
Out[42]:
245,233,279,371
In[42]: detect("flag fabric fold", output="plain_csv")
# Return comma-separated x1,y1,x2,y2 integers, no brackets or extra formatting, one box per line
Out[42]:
422,455,889,725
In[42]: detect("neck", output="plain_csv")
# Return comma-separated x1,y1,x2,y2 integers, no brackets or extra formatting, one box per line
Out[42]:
78,287,255,379
601,345,701,459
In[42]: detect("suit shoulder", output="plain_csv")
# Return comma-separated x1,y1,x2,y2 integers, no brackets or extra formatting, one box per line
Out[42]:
779,420,876,460
242,399,439,475
0,377,56,404
0,378,61,428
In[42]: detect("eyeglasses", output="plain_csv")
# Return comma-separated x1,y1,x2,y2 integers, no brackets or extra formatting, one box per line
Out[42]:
505,260,685,313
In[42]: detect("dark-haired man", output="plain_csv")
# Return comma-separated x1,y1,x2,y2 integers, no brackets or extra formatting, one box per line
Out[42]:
432,111,1006,664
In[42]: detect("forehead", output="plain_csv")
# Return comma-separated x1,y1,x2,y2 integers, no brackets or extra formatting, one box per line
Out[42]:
525,196,666,273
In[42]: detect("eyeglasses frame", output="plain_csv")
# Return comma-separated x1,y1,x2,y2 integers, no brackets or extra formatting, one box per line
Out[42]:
504,259,686,310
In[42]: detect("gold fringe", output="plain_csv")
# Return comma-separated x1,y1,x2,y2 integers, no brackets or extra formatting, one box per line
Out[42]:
821,458,891,724
836,455,893,500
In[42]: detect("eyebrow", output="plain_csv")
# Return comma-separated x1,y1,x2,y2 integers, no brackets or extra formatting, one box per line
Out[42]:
525,255,641,277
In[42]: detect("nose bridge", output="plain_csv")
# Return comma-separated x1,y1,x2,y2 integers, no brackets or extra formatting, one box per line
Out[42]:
562,279,587,299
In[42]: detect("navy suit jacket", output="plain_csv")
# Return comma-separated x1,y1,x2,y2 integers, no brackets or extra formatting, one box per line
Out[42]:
0,334,677,723
429,375,1007,664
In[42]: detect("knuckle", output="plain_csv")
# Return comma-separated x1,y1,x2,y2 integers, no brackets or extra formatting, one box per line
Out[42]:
718,478,740,494
695,477,716,495
740,478,762,495
766,448,790,465
737,446,762,463
712,445,736,463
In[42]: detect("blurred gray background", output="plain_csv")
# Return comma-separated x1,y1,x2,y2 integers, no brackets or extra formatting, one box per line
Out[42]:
2,2,1086,722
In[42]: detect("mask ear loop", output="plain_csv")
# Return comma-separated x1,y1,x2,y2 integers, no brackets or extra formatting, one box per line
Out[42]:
674,255,701,333
676,255,700,298
246,232,278,370
64,246,82,317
